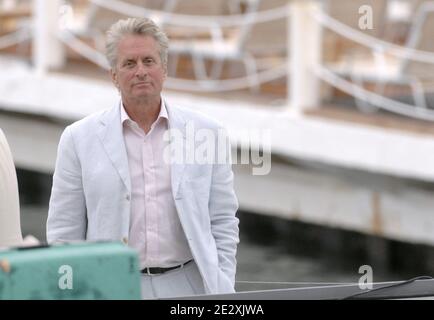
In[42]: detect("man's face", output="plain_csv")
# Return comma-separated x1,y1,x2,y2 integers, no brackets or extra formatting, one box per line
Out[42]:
111,34,167,102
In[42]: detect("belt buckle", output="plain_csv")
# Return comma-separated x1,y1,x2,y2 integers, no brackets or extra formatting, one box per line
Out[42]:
145,268,153,276
142,260,191,275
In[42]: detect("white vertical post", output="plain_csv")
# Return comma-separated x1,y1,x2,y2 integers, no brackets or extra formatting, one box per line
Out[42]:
289,0,322,115
33,0,65,75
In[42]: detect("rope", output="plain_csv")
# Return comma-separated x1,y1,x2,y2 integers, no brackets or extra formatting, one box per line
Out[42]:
57,29,110,70
0,27,31,50
90,0,290,28
312,7,434,120
316,65,434,121
57,28,288,91
165,63,287,92
312,9,434,65
51,1,434,111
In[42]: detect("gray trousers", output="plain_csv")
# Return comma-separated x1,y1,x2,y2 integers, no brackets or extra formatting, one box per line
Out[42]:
140,260,206,299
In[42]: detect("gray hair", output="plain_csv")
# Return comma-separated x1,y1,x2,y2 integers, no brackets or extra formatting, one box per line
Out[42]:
105,17,169,70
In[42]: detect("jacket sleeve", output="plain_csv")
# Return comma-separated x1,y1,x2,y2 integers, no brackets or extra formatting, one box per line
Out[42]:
208,127,240,287
0,129,23,247
46,126,87,243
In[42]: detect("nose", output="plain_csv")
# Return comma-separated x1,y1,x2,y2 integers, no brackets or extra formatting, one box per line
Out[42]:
135,61,147,78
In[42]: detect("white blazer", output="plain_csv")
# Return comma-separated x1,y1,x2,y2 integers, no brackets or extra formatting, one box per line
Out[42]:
47,100,239,294
0,128,23,248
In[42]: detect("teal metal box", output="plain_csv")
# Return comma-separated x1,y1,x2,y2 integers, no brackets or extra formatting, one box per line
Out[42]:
0,242,141,299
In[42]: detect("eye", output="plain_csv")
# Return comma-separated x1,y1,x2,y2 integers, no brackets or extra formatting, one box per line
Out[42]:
124,60,135,68
144,58,155,65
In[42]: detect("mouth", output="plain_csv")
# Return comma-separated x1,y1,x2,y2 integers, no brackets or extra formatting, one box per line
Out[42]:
134,82,151,87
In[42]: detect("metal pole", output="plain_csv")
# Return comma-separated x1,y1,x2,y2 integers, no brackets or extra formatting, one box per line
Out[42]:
33,0,65,75
289,0,323,115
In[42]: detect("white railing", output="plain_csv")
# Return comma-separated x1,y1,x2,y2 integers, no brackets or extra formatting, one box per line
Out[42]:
316,65,434,121
55,0,290,92
0,0,33,49
3,0,434,121
90,0,289,27
0,27,32,50
57,27,288,92
313,5,434,65
57,28,110,69
312,1,434,120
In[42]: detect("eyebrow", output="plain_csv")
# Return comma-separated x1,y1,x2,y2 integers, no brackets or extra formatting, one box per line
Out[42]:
122,55,156,62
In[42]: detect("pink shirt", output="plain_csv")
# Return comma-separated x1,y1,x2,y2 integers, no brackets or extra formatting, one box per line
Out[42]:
121,100,192,268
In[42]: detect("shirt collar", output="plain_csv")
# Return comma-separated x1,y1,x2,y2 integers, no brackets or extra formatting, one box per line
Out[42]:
120,98,168,126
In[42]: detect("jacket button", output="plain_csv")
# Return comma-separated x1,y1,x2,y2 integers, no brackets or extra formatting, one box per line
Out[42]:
122,237,128,244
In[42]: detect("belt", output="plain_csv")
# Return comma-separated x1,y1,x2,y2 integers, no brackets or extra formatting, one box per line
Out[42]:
140,259,193,275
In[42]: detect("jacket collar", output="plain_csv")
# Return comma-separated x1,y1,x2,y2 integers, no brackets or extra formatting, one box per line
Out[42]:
97,98,187,197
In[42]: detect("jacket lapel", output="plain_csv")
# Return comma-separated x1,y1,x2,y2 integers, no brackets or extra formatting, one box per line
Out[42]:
97,103,131,193
166,101,186,200
95,100,186,198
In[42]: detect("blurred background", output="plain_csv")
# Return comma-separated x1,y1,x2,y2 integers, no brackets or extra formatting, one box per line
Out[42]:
2,0,434,292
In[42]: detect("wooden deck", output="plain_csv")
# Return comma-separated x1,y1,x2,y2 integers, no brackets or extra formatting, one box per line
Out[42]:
54,58,434,138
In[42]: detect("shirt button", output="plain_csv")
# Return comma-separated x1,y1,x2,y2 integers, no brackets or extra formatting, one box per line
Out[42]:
126,194,130,201
122,237,128,244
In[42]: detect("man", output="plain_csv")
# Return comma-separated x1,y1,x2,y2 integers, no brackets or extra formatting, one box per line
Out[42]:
46,17,239,299
0,128,23,248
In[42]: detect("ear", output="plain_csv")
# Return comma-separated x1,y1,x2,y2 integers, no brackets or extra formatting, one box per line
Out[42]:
163,64,168,81
110,69,118,88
